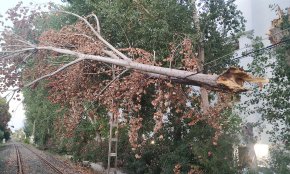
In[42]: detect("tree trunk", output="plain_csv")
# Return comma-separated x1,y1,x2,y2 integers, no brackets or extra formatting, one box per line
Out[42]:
20,46,267,93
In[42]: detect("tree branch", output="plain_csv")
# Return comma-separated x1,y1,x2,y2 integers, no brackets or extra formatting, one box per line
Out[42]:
85,13,101,34
57,10,131,61
0,47,35,54
10,46,268,92
22,56,81,88
96,69,129,98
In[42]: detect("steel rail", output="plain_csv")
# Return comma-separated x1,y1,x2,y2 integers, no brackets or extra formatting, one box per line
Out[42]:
20,144,64,174
14,144,24,174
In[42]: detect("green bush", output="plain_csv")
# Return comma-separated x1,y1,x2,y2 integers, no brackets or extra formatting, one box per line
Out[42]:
24,138,30,144
0,130,4,142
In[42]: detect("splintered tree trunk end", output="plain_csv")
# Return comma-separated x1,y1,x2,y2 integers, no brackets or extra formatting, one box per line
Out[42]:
216,67,269,93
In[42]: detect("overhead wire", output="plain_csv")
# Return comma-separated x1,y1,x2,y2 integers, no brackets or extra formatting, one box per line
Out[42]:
183,30,290,79
228,37,290,63
204,26,290,67
208,37,290,71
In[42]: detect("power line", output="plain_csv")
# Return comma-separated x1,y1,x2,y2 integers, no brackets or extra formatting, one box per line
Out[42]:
184,37,290,78
229,38,290,63
204,26,290,67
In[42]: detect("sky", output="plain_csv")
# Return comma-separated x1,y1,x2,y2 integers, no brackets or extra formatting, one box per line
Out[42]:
236,0,290,38
0,0,290,134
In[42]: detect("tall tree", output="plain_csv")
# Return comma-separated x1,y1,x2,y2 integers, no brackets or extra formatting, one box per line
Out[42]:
0,97,11,141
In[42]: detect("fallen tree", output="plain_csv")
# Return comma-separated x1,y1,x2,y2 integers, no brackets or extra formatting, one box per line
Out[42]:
0,10,267,93
0,4,268,169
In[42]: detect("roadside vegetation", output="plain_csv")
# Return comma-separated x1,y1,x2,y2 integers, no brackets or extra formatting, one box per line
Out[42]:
0,97,11,142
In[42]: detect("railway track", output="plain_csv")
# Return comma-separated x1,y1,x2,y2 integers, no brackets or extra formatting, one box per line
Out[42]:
14,143,65,174
14,144,24,174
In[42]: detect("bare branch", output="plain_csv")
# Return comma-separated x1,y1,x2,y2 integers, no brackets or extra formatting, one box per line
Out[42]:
85,13,101,34
83,68,125,75
0,47,35,54
57,10,131,61
23,56,81,88
6,90,16,104
0,45,32,48
13,39,35,47
3,91,14,99
23,51,36,63
59,33,96,42
0,52,23,60
96,69,129,98
58,32,122,61
102,50,121,60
